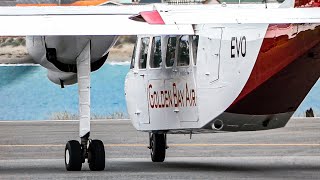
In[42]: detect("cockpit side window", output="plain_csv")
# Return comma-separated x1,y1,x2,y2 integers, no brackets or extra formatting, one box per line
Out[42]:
130,40,137,69
150,36,162,68
166,36,177,67
192,35,199,65
177,35,190,67
139,37,150,69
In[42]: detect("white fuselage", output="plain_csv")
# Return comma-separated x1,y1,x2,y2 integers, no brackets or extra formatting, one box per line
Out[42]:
125,23,269,132
125,18,320,133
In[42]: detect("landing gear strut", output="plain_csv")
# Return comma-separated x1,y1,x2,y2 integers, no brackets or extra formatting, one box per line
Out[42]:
64,41,105,171
149,133,167,162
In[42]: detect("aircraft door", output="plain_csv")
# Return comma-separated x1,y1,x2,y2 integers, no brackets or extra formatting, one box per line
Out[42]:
197,27,223,88
147,36,199,128
171,35,198,122
127,37,151,125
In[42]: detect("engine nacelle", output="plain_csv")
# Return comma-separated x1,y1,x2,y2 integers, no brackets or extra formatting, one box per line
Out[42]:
47,70,77,86
26,35,118,86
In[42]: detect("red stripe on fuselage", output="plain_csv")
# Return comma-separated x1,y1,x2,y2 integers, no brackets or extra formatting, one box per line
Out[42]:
231,23,320,106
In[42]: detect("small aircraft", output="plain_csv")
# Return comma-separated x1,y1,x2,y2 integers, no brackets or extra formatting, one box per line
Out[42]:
0,0,320,171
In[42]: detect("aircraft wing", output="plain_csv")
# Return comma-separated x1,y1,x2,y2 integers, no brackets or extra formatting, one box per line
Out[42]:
142,5,320,25
0,5,320,36
0,6,194,36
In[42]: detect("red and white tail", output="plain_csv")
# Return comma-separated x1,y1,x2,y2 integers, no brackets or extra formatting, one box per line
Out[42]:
280,0,320,8
294,0,320,7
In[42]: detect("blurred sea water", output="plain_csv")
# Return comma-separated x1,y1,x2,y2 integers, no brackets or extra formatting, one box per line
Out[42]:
0,64,317,120
0,63,129,120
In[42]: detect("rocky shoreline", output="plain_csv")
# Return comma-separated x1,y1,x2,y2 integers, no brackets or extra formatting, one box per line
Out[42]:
108,43,134,62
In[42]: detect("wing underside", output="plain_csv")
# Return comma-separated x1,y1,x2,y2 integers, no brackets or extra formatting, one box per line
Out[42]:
0,5,320,36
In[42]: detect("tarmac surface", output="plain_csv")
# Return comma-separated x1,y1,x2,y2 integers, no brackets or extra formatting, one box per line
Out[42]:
0,118,319,179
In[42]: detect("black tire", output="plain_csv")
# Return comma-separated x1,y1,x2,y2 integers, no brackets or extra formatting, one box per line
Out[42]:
65,140,82,171
88,140,105,171
150,133,166,162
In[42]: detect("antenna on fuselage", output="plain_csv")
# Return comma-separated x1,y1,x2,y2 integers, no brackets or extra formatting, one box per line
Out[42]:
263,0,268,8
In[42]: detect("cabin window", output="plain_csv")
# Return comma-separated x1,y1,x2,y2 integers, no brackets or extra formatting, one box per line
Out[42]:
166,36,177,67
130,41,137,69
177,35,190,66
139,37,150,69
192,35,199,65
150,36,162,68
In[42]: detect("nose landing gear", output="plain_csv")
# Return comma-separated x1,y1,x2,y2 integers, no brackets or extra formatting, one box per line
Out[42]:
149,133,167,162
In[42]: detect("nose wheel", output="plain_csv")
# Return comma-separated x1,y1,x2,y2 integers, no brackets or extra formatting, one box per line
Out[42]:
149,133,167,162
64,139,105,171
